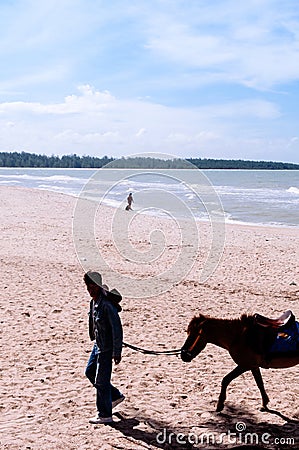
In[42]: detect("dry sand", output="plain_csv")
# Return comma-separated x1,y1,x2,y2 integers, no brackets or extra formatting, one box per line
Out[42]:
0,186,298,450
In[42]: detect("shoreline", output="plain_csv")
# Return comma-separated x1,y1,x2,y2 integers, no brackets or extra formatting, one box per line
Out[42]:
1,185,298,449
1,167,299,228
3,183,299,231
1,165,299,171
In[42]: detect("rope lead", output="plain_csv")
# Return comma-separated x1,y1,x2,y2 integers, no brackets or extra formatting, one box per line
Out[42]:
123,341,181,356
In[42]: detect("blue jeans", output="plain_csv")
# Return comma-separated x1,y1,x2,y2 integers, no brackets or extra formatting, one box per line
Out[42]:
85,343,122,417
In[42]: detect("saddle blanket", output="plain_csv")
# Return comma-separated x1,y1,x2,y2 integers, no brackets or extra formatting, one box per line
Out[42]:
269,320,299,354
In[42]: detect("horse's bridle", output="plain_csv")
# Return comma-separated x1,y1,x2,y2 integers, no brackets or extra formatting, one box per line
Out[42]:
182,329,203,360
188,330,202,353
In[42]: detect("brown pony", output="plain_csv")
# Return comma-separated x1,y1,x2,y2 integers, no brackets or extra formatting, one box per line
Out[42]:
181,311,299,411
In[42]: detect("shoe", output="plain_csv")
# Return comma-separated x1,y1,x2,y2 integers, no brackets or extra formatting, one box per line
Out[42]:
112,394,125,409
89,415,113,424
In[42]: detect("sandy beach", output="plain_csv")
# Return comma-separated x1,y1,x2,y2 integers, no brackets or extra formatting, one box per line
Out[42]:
0,185,298,450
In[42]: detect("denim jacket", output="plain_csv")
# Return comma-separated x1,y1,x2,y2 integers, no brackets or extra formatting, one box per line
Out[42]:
89,295,123,357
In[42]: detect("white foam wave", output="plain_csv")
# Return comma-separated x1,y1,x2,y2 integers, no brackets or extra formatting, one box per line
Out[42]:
287,186,299,195
0,174,86,183
185,193,196,199
38,184,69,190
0,180,20,184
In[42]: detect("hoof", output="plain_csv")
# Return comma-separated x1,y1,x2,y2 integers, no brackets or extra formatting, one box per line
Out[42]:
260,405,269,412
216,403,224,412
261,399,269,412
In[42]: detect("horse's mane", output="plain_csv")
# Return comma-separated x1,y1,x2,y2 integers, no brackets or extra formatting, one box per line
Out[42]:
240,313,255,326
188,313,255,333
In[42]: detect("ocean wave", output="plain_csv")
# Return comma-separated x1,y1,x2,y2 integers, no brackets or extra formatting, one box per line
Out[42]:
287,186,299,195
38,184,71,190
1,168,298,227
0,179,20,184
0,173,86,183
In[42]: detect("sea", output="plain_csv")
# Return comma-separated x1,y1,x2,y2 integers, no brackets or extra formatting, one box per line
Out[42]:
0,167,298,228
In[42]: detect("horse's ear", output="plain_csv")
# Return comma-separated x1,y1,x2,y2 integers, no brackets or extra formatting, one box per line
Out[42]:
241,314,252,326
197,314,206,323
187,314,206,332
187,316,199,332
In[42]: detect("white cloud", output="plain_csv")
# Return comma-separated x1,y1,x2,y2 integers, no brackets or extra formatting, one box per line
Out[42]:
54,129,120,145
0,65,70,95
0,1,298,163
200,99,280,119
144,1,299,89
0,85,295,162
136,128,147,138
0,85,115,115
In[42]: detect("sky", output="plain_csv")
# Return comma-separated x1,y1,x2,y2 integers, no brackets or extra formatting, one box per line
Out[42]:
0,0,299,163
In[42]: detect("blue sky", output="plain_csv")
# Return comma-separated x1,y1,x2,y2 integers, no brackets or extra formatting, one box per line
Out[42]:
0,0,299,163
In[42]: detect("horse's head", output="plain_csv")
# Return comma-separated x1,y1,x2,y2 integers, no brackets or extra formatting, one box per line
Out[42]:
181,315,208,362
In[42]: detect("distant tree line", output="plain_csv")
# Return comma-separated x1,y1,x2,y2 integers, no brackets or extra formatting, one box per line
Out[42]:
0,151,113,168
0,151,298,169
187,158,299,170
108,156,192,169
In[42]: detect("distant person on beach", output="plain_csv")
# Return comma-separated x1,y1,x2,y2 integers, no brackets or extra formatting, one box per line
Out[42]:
125,192,134,211
84,271,124,424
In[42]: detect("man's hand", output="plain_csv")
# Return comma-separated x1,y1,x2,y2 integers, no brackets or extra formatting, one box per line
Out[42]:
113,355,121,365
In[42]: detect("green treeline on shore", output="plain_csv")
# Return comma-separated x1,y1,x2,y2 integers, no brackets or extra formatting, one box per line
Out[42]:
0,151,299,170
0,151,113,168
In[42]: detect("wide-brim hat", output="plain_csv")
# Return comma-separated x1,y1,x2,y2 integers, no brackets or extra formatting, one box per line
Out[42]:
84,271,103,287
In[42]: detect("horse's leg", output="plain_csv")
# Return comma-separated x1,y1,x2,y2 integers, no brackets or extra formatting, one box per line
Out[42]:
216,365,248,412
251,367,269,410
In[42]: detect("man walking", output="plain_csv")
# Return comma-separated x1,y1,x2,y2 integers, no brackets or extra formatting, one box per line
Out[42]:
84,271,125,424
125,192,134,211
